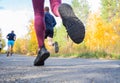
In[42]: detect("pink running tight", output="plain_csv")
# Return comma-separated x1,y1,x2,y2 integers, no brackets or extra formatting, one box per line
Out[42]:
32,0,61,48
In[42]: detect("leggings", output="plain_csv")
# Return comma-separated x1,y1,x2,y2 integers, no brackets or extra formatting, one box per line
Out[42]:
32,0,61,48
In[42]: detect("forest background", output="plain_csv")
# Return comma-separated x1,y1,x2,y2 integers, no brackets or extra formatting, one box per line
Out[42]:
0,0,120,59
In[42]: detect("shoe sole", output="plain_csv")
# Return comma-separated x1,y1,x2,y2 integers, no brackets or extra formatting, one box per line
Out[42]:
34,52,50,66
59,3,85,44
54,42,59,53
7,52,9,57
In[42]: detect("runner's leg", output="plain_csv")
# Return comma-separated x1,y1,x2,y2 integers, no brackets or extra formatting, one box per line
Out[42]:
50,0,61,17
32,0,45,48
10,41,14,56
7,41,10,56
32,0,50,66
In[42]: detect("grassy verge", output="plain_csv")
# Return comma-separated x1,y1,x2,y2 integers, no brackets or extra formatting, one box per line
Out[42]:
51,51,120,60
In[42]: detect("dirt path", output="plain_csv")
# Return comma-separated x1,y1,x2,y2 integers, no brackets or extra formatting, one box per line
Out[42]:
0,54,120,83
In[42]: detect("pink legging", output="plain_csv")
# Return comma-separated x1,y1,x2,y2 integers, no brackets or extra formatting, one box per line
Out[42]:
32,0,61,48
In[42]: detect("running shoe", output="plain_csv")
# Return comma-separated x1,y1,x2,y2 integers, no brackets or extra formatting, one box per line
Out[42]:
54,42,59,53
59,3,85,44
34,46,50,66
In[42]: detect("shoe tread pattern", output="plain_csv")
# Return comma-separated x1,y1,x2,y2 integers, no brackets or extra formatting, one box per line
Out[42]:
59,3,85,44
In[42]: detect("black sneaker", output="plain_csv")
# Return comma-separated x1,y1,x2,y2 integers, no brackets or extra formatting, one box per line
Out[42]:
54,42,59,53
7,52,9,57
58,3,85,44
10,52,13,56
10,50,13,56
34,46,50,66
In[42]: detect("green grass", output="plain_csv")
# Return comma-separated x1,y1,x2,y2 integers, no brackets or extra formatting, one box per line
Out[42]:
51,50,120,60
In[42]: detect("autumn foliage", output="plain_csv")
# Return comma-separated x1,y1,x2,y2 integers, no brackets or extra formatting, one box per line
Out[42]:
14,20,38,55
85,12,120,54
12,10,120,60
27,20,38,55
13,12,120,59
